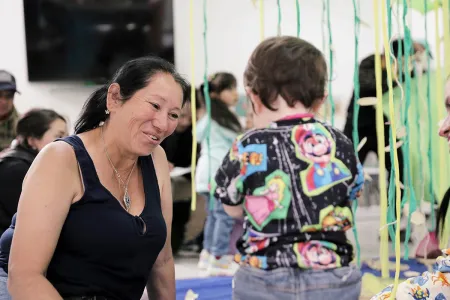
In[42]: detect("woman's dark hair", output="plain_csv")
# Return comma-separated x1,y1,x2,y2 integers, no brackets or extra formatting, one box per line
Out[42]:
74,56,189,134
244,36,327,111
436,187,450,237
198,83,242,133
208,72,237,96
16,108,66,148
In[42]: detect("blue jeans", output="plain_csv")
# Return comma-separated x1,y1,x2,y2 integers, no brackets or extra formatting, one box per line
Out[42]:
202,193,235,256
233,265,362,300
0,268,11,300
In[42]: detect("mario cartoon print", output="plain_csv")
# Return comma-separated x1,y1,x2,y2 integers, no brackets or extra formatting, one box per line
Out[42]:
291,123,352,197
293,240,341,269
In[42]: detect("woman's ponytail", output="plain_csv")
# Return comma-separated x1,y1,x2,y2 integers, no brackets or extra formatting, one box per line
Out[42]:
74,85,108,134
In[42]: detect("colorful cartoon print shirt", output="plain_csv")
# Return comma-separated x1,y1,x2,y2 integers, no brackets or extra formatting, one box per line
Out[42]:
371,249,450,300
213,114,364,270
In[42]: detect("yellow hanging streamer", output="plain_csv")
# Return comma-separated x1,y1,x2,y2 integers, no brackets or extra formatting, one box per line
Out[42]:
443,0,450,77
380,1,402,297
259,0,265,41
189,0,197,211
372,0,389,279
436,0,447,248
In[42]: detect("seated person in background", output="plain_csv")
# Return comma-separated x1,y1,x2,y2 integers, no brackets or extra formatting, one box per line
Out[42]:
0,109,67,236
160,86,201,255
0,70,21,151
0,108,67,300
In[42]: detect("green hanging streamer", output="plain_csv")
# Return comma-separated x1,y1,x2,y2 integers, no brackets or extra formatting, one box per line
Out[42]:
277,0,282,36
351,0,361,267
401,0,416,259
202,0,214,209
386,0,398,251
326,0,335,125
424,0,435,232
295,0,300,37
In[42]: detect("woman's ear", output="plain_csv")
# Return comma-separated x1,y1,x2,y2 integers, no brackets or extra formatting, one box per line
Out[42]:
106,83,122,113
245,86,262,114
26,137,38,151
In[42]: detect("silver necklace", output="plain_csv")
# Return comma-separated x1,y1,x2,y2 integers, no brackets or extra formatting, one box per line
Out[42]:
101,126,137,212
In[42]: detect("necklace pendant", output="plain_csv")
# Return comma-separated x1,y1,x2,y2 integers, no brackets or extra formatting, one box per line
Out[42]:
123,190,131,212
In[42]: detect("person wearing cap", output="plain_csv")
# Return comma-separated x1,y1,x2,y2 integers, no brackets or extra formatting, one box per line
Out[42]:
0,71,20,151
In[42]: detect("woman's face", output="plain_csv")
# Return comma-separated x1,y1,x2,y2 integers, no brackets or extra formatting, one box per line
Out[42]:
439,80,450,147
220,86,239,107
110,72,183,156
32,118,68,151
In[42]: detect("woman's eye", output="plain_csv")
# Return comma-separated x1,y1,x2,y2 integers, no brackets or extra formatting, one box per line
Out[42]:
151,103,160,110
170,113,179,119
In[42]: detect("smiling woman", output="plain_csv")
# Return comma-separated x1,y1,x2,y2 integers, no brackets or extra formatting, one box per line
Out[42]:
7,57,189,300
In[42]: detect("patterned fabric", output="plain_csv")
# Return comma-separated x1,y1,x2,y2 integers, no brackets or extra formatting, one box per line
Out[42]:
0,108,18,151
214,114,364,270
371,249,450,300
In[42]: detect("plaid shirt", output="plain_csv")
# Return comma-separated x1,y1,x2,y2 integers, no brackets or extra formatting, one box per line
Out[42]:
0,108,19,151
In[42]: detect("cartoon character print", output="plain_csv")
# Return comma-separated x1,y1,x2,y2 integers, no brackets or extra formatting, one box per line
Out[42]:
371,285,393,300
234,253,269,269
291,123,352,197
241,229,279,254
230,139,268,180
244,170,291,230
409,286,430,300
293,241,341,269
301,205,353,232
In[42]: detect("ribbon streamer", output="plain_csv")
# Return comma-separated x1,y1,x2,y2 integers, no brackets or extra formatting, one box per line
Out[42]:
189,0,197,211
259,0,264,41
434,0,443,233
424,0,435,241
381,0,403,296
295,0,300,37
326,0,335,125
372,0,390,280
400,0,416,260
351,0,361,267
277,0,282,36
202,0,214,209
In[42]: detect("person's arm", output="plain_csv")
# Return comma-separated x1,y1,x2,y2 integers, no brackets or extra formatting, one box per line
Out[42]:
214,138,246,218
349,160,365,201
0,160,29,218
147,146,175,300
8,142,82,299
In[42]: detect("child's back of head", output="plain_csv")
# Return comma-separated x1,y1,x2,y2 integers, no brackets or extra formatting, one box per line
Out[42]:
244,36,328,128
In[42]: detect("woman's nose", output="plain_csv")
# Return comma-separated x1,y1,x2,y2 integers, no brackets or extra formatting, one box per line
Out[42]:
439,116,450,138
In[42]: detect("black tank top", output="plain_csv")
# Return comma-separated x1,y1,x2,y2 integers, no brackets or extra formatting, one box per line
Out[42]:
46,136,167,300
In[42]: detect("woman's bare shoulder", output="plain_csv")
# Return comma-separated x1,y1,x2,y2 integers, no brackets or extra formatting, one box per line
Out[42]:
24,140,81,197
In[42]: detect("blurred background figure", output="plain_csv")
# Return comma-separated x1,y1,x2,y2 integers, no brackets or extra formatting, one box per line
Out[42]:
0,108,67,300
160,86,201,255
196,72,242,276
0,70,21,151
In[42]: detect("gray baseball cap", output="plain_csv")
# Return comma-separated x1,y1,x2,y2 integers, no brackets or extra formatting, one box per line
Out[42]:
0,70,20,94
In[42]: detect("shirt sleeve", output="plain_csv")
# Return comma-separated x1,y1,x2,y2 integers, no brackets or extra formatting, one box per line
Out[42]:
213,137,245,206
0,160,29,217
348,160,365,201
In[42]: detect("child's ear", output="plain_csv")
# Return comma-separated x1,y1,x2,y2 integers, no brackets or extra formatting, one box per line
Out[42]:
106,83,122,113
245,86,262,114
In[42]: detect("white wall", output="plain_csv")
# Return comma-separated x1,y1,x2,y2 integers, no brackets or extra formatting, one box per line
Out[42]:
0,0,445,131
